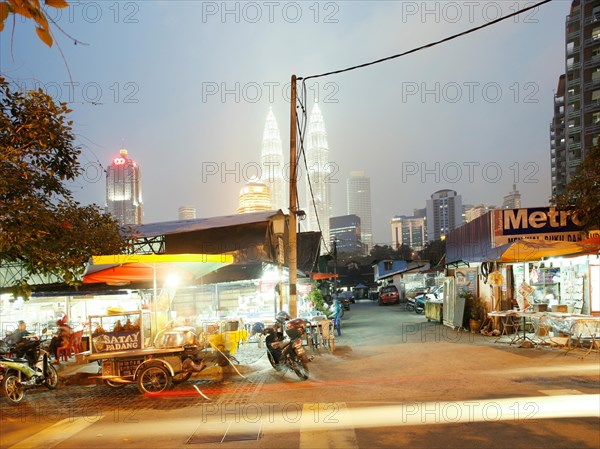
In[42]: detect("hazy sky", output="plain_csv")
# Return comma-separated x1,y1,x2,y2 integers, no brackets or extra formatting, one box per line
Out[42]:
1,0,571,245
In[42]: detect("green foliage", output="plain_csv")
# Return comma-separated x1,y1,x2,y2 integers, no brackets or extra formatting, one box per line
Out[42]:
0,77,133,297
552,142,600,230
309,282,327,314
459,289,484,321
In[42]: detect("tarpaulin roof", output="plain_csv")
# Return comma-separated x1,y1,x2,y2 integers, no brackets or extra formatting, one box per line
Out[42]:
131,210,280,238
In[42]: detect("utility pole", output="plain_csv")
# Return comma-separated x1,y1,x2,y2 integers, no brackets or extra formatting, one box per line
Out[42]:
289,74,298,317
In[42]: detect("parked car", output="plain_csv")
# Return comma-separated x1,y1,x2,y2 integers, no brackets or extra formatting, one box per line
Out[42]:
378,285,400,306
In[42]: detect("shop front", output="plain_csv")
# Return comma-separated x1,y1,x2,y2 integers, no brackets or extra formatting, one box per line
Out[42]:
445,207,600,333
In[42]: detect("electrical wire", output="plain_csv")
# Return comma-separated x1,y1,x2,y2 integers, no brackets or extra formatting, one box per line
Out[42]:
292,0,552,253
296,82,333,255
298,0,553,82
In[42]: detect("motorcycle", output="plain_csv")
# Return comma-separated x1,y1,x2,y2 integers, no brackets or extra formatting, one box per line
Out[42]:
406,295,425,314
0,337,59,404
409,286,443,315
264,312,310,381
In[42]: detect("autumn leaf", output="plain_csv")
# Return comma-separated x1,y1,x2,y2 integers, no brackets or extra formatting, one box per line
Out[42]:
35,25,52,46
0,2,9,23
45,0,68,8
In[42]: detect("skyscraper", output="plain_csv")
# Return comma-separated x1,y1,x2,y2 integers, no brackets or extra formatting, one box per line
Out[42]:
237,179,271,214
425,189,463,242
178,205,197,220
502,184,522,209
305,103,332,253
346,171,373,255
391,215,427,252
550,0,600,196
260,108,286,212
106,148,143,226
330,215,362,254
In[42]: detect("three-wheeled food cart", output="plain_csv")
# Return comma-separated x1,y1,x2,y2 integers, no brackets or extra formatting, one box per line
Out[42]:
86,310,216,395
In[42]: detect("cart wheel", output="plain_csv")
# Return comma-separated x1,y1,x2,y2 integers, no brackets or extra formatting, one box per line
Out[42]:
172,371,193,384
136,364,172,395
104,379,127,389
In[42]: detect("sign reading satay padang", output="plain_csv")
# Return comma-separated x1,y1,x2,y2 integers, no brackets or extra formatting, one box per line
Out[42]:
493,207,595,246
92,330,141,352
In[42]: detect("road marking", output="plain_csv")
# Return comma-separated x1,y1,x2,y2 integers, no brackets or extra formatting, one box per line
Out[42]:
8,417,96,449
299,402,359,449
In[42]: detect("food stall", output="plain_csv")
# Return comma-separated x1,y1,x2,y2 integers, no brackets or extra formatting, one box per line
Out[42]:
86,310,218,395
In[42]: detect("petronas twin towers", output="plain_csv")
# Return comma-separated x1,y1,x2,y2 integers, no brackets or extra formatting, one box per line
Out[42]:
260,104,332,252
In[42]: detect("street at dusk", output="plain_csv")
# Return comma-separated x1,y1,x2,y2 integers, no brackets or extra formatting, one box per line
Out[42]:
1,301,599,449
1,2,600,448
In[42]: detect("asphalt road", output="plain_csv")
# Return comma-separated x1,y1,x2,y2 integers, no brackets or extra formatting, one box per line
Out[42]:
1,299,599,449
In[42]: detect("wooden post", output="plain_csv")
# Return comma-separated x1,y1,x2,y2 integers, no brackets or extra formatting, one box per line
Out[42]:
289,74,298,317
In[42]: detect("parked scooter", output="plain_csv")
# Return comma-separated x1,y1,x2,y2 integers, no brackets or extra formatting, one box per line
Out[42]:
0,337,59,404
264,312,311,380
410,286,444,315
406,295,425,314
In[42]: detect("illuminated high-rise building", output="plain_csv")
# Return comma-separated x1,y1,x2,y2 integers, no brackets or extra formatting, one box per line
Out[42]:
502,184,522,209
305,103,332,253
237,179,272,214
105,148,143,225
550,0,600,195
425,189,463,242
260,108,286,212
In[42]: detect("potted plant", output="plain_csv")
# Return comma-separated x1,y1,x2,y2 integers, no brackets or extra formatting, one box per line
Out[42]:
460,290,485,332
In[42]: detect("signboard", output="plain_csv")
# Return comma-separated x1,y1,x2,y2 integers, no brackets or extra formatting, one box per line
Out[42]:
92,330,142,353
492,207,597,245
455,268,477,297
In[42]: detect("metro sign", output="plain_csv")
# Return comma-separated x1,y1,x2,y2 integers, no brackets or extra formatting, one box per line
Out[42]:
493,207,588,245
500,207,582,234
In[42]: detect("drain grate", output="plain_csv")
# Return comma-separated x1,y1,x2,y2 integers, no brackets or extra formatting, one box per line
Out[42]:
186,421,261,444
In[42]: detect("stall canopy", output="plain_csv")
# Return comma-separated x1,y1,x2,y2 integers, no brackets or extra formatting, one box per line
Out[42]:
470,238,600,263
496,238,600,262
82,254,234,285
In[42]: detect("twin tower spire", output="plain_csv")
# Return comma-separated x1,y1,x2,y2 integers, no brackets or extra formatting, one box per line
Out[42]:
260,104,332,250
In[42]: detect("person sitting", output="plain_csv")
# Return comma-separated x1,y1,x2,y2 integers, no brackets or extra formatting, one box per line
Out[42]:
5,320,31,347
49,319,73,364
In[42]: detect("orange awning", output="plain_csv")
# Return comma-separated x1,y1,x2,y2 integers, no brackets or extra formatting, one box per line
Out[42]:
498,239,600,263
83,253,233,285
311,273,339,280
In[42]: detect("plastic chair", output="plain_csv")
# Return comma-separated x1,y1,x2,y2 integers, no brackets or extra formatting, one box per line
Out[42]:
317,320,335,352
57,331,83,361
57,333,75,362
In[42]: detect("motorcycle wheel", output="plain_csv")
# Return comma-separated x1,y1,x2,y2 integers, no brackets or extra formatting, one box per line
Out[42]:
1,372,25,404
406,303,415,312
416,307,424,315
44,364,59,390
291,355,309,381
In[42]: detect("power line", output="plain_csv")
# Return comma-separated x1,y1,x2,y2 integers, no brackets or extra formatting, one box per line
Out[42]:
298,0,552,82
292,0,553,255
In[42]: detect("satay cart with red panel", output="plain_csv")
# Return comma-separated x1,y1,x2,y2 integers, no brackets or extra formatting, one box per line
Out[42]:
86,310,216,395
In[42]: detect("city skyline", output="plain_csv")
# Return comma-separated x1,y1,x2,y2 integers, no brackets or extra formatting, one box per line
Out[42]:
2,1,575,245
